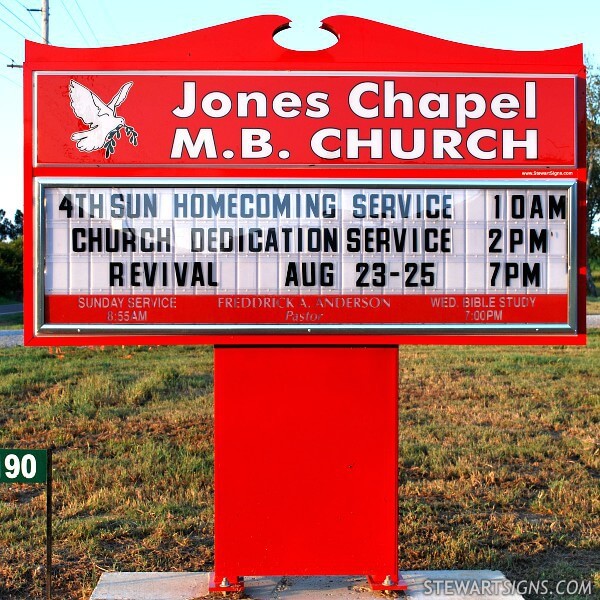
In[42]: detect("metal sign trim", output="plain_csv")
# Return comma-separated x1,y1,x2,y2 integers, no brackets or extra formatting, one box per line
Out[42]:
32,71,578,170
34,177,578,337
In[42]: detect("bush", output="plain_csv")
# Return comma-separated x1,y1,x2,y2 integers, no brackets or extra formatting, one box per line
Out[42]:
589,231,600,262
0,237,23,300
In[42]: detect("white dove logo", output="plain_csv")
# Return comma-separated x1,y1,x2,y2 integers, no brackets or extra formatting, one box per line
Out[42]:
69,80,138,158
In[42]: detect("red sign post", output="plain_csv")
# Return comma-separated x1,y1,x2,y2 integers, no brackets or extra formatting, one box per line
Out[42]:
24,15,585,593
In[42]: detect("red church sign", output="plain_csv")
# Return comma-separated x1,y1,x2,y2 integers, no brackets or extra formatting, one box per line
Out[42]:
23,15,587,596
24,16,586,346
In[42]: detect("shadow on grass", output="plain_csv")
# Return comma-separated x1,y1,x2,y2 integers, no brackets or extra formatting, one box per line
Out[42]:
0,312,23,329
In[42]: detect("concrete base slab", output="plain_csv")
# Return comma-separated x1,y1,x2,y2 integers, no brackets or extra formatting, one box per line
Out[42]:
400,571,524,599
90,573,209,600
90,570,524,599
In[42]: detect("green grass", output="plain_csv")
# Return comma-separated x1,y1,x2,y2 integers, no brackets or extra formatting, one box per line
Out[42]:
0,341,598,599
588,296,600,315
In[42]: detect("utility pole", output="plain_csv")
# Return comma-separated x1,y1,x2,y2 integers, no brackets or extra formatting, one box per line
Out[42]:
41,0,49,44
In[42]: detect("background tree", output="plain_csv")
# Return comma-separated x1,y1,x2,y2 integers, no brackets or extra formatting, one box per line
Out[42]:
0,237,22,300
0,209,23,299
0,209,22,241
13,209,22,238
586,63,600,295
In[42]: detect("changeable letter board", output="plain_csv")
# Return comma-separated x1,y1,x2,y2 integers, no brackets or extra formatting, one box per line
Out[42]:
37,182,576,334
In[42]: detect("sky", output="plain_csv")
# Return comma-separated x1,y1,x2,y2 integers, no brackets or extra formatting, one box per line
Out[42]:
1,0,599,219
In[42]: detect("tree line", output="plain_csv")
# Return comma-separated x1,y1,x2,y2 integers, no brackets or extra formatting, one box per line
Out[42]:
0,210,23,300
586,65,600,296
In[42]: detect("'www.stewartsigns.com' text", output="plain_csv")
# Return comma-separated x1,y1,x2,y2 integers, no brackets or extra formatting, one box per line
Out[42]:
422,578,593,596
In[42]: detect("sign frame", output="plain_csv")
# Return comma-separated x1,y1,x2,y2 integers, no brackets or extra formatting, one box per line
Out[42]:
23,15,587,346
33,177,579,339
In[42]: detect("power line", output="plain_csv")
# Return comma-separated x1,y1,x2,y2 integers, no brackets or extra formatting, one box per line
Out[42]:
13,0,33,11
0,48,17,62
0,13,28,38
97,1,118,42
72,0,98,45
13,0,40,28
0,71,21,87
0,1,43,39
57,0,88,45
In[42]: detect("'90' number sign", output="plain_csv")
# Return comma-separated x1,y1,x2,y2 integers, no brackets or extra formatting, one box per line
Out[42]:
0,449,48,484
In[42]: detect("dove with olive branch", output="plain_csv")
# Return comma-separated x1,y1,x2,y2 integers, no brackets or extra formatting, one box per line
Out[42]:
69,80,139,158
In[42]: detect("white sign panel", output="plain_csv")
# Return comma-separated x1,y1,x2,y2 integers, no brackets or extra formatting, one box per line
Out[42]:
38,181,575,332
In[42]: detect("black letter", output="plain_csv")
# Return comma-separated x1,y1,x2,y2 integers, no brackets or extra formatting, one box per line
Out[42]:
109,262,124,286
